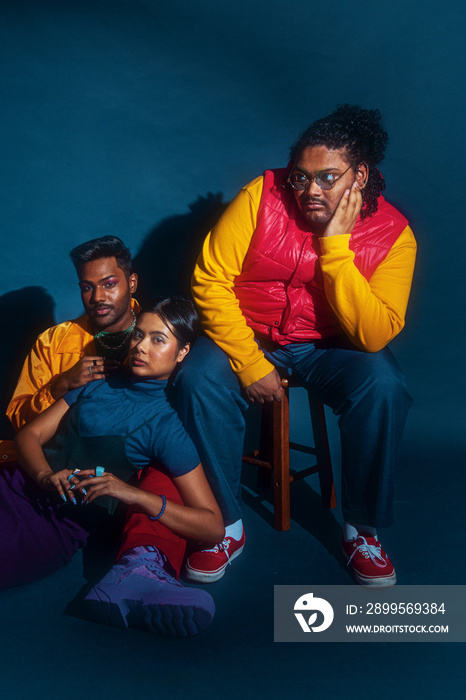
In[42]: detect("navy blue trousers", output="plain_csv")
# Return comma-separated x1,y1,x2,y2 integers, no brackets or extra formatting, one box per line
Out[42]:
266,338,413,527
169,336,412,528
169,337,249,526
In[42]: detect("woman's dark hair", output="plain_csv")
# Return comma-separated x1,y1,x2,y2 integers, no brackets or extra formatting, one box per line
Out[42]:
140,297,200,349
289,104,389,219
69,236,133,277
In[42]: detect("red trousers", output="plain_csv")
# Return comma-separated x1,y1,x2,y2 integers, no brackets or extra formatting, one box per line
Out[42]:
118,467,187,577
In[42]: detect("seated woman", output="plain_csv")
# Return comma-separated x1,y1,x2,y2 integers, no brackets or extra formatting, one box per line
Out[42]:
8,297,224,637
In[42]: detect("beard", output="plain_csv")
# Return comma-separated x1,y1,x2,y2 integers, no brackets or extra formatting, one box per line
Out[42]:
298,197,333,229
86,292,132,332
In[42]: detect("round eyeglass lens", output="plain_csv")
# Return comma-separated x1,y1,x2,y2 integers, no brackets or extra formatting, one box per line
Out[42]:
315,173,338,190
289,173,307,190
289,172,336,191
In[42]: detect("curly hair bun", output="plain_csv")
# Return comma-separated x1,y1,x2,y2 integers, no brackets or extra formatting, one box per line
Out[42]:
332,104,388,165
289,104,389,218
290,104,388,166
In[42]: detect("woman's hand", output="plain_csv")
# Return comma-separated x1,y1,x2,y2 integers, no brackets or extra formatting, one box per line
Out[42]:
36,467,140,508
36,468,79,505
72,469,141,507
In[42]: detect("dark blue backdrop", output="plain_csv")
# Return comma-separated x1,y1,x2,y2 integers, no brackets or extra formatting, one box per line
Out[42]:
1,1,465,698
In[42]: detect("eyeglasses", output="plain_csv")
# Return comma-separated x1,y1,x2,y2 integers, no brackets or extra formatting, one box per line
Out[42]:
287,164,353,191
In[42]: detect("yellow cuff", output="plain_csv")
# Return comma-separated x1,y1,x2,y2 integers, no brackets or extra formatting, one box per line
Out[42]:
236,355,275,388
319,233,352,255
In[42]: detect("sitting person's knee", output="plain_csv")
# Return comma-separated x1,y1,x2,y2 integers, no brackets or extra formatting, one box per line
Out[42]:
173,337,239,393
368,359,412,407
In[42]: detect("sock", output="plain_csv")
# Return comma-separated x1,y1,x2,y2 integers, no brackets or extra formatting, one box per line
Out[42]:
343,523,378,542
224,519,243,540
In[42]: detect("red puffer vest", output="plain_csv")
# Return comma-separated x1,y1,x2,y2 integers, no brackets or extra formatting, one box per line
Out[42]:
233,168,408,345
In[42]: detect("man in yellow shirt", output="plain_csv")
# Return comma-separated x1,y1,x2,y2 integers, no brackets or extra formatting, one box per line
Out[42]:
1,236,138,463
6,236,139,434
190,105,416,586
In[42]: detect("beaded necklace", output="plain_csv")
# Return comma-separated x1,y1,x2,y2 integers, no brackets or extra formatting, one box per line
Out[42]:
93,310,136,355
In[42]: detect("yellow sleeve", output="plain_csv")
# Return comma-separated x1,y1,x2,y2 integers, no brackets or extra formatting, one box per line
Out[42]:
319,225,417,352
192,176,275,387
6,324,81,431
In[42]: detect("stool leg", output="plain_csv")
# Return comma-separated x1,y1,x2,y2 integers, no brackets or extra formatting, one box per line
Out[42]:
308,399,337,509
256,402,273,489
273,389,291,531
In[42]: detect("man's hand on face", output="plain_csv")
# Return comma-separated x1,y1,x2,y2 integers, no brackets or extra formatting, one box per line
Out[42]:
322,182,363,238
243,368,283,404
50,356,120,400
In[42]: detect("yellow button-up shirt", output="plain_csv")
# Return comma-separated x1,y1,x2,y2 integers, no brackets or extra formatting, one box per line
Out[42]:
1,299,139,463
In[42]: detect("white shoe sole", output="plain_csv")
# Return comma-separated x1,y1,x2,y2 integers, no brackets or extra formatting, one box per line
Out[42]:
342,546,397,587
184,545,245,584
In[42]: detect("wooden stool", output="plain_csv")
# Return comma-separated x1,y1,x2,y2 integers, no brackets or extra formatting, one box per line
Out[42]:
242,378,336,531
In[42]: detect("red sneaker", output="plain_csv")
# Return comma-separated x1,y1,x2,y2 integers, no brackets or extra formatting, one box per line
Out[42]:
184,529,246,583
342,534,396,586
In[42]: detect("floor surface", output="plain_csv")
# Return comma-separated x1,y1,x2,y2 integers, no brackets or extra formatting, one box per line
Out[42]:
1,389,463,700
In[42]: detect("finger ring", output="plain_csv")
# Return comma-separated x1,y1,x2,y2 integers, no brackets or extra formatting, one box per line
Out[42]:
67,474,75,484
95,466,105,477
72,469,81,475
93,360,98,366
89,366,93,375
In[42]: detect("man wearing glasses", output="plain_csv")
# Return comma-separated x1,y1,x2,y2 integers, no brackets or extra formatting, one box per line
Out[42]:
190,104,416,586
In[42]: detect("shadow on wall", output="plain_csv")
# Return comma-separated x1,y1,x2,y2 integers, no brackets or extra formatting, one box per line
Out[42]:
0,287,55,438
133,192,228,304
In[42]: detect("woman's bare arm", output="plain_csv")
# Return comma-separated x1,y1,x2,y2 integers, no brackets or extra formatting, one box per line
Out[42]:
77,464,225,545
14,399,76,501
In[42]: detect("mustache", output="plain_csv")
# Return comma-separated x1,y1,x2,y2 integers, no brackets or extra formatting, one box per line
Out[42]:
301,197,327,206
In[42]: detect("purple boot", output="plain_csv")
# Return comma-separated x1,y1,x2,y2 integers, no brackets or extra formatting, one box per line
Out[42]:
82,546,215,637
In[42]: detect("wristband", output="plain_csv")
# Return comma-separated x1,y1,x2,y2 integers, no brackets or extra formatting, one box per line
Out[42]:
149,494,167,521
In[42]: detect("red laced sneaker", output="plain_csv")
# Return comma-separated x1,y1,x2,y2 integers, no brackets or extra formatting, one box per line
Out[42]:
342,534,396,586
184,529,245,583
